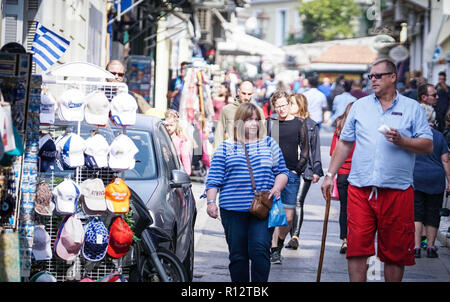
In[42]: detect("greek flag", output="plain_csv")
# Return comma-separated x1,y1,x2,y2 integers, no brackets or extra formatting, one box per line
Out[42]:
31,22,70,71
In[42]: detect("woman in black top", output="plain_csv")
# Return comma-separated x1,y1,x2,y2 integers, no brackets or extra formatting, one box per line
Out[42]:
286,93,324,250
267,91,309,263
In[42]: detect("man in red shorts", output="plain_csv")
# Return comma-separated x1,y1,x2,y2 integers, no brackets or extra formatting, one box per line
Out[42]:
321,58,433,282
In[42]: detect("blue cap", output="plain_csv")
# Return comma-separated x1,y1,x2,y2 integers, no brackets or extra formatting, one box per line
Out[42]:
82,217,109,261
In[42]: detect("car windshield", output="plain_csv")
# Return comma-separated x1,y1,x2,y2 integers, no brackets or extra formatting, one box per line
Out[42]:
122,129,157,180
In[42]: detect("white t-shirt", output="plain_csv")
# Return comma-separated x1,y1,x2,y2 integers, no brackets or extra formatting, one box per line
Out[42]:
303,88,327,123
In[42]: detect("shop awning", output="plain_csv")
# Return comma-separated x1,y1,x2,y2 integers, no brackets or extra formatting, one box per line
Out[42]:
212,9,285,60
304,63,370,73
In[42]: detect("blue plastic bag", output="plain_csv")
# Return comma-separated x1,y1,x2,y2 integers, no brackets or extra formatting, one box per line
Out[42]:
268,196,288,228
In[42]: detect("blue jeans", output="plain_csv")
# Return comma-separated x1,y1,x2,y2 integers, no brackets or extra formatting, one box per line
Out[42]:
220,208,274,282
281,171,301,209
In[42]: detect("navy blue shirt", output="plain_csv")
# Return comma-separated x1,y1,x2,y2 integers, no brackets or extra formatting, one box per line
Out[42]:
414,128,449,194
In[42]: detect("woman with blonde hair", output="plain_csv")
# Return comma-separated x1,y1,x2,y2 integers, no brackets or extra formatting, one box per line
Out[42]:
204,102,289,282
285,93,324,250
164,109,192,175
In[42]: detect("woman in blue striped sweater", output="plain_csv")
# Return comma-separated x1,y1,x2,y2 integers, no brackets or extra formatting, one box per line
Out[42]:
205,102,289,282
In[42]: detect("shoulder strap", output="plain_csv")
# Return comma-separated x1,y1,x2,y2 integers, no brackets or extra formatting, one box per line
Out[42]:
242,143,256,192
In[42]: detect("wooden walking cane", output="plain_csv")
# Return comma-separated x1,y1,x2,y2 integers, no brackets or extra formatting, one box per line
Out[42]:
316,189,331,282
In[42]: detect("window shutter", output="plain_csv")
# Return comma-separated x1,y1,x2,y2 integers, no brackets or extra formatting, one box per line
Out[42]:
4,15,18,44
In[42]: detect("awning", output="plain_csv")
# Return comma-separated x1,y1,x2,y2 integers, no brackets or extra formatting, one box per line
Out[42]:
212,9,285,60
304,63,370,73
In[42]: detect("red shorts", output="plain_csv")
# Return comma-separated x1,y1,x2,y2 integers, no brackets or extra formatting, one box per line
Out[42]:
346,184,415,266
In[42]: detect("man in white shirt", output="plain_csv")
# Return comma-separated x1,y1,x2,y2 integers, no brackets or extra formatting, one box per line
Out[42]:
303,77,328,129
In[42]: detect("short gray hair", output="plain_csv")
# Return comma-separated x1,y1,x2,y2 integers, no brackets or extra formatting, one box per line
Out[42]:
371,58,397,75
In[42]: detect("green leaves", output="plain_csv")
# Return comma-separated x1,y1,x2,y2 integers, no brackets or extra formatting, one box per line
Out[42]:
297,0,362,43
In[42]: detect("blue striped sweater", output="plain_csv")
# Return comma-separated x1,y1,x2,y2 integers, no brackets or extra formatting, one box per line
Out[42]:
205,136,289,211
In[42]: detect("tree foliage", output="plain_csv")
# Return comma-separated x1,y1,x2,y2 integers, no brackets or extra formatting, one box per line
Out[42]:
298,0,361,43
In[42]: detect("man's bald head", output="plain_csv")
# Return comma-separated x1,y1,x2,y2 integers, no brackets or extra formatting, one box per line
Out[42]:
106,60,125,82
238,81,254,103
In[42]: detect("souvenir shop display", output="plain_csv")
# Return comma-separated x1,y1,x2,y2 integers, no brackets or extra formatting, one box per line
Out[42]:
29,62,138,282
125,55,153,104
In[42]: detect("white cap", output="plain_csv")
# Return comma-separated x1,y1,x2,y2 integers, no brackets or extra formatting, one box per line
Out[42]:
40,91,56,124
53,179,81,215
80,178,106,214
56,133,87,168
110,92,137,126
108,134,139,171
30,271,57,282
84,133,110,168
84,91,110,126
32,225,52,261
57,87,85,122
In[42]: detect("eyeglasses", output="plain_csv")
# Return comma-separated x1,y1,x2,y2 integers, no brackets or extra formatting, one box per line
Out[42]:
427,93,438,98
274,103,289,110
367,72,393,80
110,72,124,77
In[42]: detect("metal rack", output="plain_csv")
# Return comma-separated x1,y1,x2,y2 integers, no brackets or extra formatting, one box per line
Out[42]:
30,62,131,281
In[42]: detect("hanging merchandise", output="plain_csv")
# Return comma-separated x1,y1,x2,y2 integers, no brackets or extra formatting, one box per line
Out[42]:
55,133,87,169
52,178,81,216
107,216,132,259
108,134,138,171
84,91,110,127
79,178,106,216
82,217,109,262
84,133,110,169
110,92,138,126
39,90,56,125
35,181,54,216
31,225,52,261
105,178,130,214
29,271,57,282
53,215,84,261
56,87,85,122
38,134,57,172
0,230,21,282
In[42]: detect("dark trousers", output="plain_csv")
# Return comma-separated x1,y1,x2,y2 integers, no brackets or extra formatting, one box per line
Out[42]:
220,208,274,282
336,174,349,240
291,178,312,237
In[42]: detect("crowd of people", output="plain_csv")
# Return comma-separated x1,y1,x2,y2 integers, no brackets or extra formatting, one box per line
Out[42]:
157,58,449,282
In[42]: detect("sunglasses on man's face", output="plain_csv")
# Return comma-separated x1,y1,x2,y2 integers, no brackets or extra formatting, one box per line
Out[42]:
110,72,124,77
367,72,393,80
427,93,438,98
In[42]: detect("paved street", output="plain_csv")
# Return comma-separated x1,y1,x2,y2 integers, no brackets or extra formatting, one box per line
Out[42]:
191,127,450,282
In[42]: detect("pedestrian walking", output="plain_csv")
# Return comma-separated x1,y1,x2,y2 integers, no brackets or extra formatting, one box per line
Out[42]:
303,77,328,129
163,109,192,176
330,102,355,254
204,102,289,282
286,93,324,250
266,91,309,264
321,58,433,282
435,71,449,132
167,61,188,111
413,96,450,259
331,80,356,126
213,81,265,149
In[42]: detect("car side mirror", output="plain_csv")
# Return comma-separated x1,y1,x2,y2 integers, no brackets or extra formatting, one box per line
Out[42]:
170,169,191,188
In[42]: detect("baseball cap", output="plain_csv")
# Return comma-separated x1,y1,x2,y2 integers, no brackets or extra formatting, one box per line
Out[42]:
82,217,109,262
84,91,110,126
54,215,85,261
38,134,57,172
56,133,87,169
108,134,138,171
53,178,81,215
40,91,56,124
84,133,109,168
30,271,57,282
110,92,138,126
105,178,130,214
80,178,106,216
32,225,52,261
107,216,133,259
35,182,55,216
57,87,86,122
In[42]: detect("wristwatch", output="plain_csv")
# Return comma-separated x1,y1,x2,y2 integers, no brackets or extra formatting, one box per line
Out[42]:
325,172,334,178
207,199,216,205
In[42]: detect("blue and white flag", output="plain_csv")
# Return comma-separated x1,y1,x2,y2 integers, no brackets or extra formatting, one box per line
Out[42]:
31,22,70,71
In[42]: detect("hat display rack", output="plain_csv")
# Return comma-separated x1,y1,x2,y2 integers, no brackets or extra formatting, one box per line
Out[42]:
30,62,134,282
